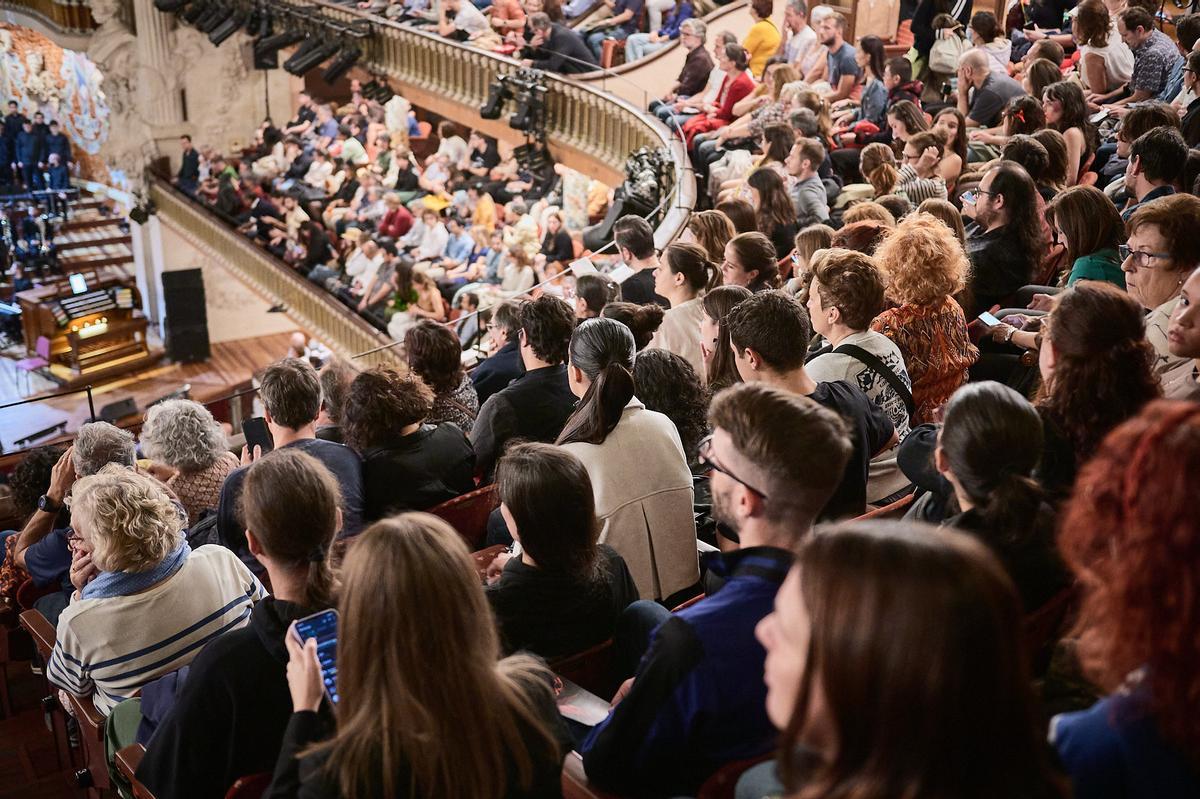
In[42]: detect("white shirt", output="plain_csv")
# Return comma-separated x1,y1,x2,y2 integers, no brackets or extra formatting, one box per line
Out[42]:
785,25,819,71
453,0,489,35
345,248,385,292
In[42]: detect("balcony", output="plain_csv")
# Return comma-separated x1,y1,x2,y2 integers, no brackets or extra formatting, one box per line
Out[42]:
0,0,96,35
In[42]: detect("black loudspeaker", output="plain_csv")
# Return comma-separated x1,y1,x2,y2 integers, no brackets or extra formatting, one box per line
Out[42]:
162,269,211,362
98,397,138,424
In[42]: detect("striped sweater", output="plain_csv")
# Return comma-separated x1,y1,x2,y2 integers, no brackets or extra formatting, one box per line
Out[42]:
48,545,266,716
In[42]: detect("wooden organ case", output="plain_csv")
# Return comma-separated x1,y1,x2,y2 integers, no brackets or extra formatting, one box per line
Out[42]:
16,280,151,376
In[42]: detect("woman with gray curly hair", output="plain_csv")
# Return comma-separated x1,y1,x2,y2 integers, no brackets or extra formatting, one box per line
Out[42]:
139,399,237,525
46,466,264,716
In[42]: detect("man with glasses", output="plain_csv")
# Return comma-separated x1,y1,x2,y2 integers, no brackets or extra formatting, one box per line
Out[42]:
470,300,525,404
1121,126,1187,221
725,290,895,521
963,161,1042,317
581,382,850,797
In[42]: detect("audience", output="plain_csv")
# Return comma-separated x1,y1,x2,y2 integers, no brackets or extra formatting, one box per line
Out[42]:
217,359,364,565
136,449,339,797
1052,402,1200,798
753,521,1069,799
471,300,525,404
574,273,620,319
581,383,850,797
404,320,480,432
963,162,1043,317
344,368,475,519
721,231,779,292
485,443,638,658
138,400,239,526
1046,185,1126,288
472,296,577,479
48,467,265,716
269,514,566,796
872,213,978,423
648,241,718,377
557,317,698,600
700,284,753,392
726,290,895,520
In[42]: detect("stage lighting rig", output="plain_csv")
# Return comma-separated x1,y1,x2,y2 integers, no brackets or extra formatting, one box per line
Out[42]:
182,0,207,24
284,36,340,76
209,8,247,45
480,74,512,120
197,2,232,33
322,45,361,83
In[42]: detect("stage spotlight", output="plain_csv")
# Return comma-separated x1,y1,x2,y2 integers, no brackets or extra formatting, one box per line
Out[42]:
480,76,510,120
283,39,339,75
209,9,246,45
255,28,305,55
322,45,361,83
182,0,207,24
197,3,232,33
154,0,190,12
252,8,271,38
509,91,540,132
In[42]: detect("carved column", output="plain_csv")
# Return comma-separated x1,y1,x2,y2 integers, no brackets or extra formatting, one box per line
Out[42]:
131,0,183,128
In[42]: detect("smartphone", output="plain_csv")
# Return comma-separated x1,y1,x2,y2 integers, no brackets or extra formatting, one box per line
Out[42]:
1089,110,1109,124
292,609,340,704
241,417,274,455
977,311,1002,327
961,190,978,205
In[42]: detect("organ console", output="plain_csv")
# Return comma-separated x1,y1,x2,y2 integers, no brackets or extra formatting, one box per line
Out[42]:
15,278,152,377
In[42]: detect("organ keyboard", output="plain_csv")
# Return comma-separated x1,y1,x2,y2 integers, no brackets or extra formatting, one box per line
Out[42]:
15,280,150,374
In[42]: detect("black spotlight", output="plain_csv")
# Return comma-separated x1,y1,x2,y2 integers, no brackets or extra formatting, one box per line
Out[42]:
480,76,510,120
321,45,361,83
154,0,190,12
182,1,207,24
255,27,305,55
209,9,246,45
197,3,232,33
283,38,340,76
509,89,541,132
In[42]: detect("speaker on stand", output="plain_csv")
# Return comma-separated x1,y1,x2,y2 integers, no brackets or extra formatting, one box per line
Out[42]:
161,269,211,363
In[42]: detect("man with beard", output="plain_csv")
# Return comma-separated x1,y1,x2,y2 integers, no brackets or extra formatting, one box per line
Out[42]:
819,11,861,103
963,161,1042,317
581,383,850,798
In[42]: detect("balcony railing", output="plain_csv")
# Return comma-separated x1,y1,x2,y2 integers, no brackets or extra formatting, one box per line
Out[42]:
0,0,95,32
149,174,406,369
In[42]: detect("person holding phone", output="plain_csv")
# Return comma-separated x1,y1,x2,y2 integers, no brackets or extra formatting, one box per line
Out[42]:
269,514,568,798
136,450,340,798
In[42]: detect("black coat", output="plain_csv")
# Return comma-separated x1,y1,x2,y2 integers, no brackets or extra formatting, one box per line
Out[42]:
137,599,329,799
530,24,598,74
361,423,476,521
471,339,525,405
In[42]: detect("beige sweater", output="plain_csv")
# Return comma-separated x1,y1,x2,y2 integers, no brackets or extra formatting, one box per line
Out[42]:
561,399,699,600
647,297,706,381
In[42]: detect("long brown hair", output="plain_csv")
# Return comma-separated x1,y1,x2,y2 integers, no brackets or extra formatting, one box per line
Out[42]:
242,449,340,609
1046,185,1124,268
701,284,753,392
556,318,636,446
664,241,721,294
313,514,561,799
687,209,737,263
1036,282,1162,462
748,168,797,237
780,521,1067,799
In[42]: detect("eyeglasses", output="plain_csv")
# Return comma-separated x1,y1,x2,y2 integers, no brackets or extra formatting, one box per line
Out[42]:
975,188,998,198
1119,245,1174,269
697,434,769,499
66,532,83,552
902,152,921,163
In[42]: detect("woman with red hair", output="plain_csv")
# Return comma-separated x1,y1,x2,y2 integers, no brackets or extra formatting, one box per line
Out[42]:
1051,401,1200,799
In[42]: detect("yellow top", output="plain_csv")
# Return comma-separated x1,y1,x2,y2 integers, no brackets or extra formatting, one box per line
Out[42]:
743,19,781,79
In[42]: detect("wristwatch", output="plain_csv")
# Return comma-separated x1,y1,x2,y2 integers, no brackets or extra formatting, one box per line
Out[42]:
37,494,61,514
1003,326,1017,344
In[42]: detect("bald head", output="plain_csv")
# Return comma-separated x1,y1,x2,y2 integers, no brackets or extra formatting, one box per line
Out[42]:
959,49,990,87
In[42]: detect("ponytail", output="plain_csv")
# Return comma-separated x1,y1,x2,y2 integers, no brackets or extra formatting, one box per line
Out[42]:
556,318,637,446
664,241,722,295
976,472,1046,550
601,302,665,350
866,162,899,196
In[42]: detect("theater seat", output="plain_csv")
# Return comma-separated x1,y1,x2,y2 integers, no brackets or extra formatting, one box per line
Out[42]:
1023,585,1077,675
696,754,774,799
428,483,500,550
550,638,620,700
854,492,915,520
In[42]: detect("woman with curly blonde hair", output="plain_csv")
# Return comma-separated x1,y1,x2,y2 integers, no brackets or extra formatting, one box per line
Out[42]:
870,213,978,423
139,399,238,525
1052,401,1200,797
46,466,265,716
685,209,737,264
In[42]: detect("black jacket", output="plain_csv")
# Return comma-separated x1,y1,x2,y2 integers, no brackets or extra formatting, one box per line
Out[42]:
1183,96,1200,148
137,599,327,799
361,423,476,521
486,545,639,659
540,229,574,264
531,24,599,74
964,223,1036,318
178,148,200,182
471,339,525,404
470,364,577,480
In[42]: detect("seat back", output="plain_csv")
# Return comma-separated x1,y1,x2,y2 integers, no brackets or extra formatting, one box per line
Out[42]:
550,638,620,700
854,492,915,521
36,334,50,359
428,483,500,550
225,772,272,799
696,754,774,799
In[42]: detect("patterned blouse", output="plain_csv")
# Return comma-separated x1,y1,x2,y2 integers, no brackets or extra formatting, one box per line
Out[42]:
871,296,979,424
168,451,240,526
428,372,480,434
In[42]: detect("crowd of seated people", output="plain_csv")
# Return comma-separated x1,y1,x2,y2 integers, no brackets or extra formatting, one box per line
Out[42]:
171,86,615,343
5,2,1200,797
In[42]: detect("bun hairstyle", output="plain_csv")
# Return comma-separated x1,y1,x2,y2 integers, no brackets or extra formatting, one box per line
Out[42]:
725,42,750,71
860,142,899,197
556,318,637,446
601,302,666,350
664,241,721,294
939,382,1047,550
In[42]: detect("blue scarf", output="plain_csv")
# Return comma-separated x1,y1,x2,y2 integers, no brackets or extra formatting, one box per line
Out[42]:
82,541,192,600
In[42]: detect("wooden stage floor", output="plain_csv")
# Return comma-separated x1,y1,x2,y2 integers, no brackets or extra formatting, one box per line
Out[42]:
0,330,299,457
